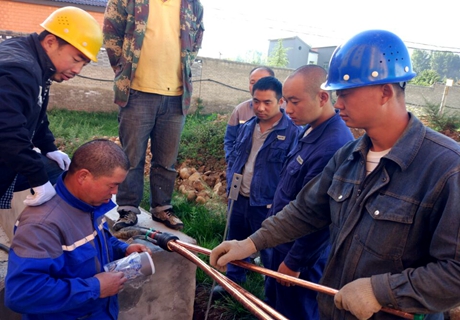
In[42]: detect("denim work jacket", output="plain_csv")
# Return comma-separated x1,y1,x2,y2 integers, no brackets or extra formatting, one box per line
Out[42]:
103,0,204,111
251,113,460,319
227,110,299,206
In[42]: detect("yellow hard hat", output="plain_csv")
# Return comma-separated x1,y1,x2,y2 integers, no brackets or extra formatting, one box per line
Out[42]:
40,6,103,62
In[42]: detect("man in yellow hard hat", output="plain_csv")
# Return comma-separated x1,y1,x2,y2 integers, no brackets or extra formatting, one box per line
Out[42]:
0,6,103,209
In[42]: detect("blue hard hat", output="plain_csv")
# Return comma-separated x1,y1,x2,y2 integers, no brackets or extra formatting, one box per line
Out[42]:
321,30,416,91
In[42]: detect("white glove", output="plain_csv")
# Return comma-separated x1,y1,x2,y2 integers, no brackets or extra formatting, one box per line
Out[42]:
23,181,56,206
46,150,71,170
210,238,257,272
334,278,382,320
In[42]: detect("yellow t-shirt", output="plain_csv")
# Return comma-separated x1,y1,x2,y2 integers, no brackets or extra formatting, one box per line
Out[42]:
131,0,183,96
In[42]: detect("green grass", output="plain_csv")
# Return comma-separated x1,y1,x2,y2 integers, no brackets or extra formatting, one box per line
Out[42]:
178,113,227,166
48,109,119,155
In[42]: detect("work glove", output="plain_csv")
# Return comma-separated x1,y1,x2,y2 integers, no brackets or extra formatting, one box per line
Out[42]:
334,277,382,320
46,150,71,171
210,238,257,272
23,181,56,206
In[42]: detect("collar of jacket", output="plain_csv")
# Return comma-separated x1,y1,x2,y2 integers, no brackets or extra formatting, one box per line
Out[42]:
29,33,57,82
55,172,116,217
300,110,342,144
351,112,426,172
254,108,293,130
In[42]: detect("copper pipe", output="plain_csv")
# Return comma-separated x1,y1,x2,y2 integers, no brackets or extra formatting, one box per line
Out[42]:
207,267,288,320
167,241,287,320
175,240,415,320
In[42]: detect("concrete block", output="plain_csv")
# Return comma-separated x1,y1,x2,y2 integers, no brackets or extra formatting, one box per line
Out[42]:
105,207,197,320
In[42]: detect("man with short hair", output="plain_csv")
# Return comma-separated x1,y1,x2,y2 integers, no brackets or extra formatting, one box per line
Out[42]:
219,76,299,289
0,6,103,208
103,0,204,231
5,139,151,320
223,66,275,161
262,65,354,320
211,30,460,319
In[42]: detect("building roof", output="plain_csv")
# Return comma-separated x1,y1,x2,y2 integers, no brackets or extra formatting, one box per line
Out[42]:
50,0,107,7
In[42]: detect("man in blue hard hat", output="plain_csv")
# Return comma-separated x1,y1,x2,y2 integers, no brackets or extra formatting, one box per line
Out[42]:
210,30,460,320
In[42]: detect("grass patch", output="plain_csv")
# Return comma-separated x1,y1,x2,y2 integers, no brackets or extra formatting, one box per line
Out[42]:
48,109,118,156
178,113,227,167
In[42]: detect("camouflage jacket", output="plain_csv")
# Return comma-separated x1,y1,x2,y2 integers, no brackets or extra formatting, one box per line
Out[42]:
103,0,204,112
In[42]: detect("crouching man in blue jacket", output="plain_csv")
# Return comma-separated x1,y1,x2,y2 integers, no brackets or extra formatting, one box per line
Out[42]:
213,76,299,297
5,139,151,320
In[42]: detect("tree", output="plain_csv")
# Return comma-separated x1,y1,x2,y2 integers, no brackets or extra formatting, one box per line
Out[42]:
411,49,431,73
411,69,441,86
431,51,460,81
267,39,290,67
234,50,267,65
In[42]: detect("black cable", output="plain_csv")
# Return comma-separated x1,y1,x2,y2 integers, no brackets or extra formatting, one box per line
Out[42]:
75,75,247,92
0,243,10,253
76,74,113,82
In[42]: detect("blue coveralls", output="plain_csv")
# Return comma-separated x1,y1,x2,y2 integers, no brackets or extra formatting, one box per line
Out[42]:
226,110,299,283
263,111,354,319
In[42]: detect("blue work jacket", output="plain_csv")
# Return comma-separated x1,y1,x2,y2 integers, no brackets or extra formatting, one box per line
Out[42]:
5,173,129,319
269,111,354,271
227,109,299,206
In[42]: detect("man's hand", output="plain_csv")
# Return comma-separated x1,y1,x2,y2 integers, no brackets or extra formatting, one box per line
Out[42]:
210,238,257,272
125,243,151,256
23,181,56,206
95,271,127,298
334,278,382,320
277,261,300,287
46,150,71,170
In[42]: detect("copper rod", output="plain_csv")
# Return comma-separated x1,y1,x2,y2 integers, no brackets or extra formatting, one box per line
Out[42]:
167,241,287,320
207,267,288,320
175,240,415,320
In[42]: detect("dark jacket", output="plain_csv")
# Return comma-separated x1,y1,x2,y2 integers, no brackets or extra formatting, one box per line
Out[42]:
226,110,299,206
0,33,57,196
251,114,460,319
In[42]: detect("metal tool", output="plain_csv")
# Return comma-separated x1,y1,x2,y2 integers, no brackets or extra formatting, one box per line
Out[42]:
205,173,242,320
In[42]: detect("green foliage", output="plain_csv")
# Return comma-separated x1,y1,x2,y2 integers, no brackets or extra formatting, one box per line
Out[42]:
172,193,226,244
267,39,291,68
431,51,460,81
178,113,226,165
234,50,267,65
422,101,460,132
47,109,118,156
411,49,460,83
171,193,227,285
193,97,205,115
213,271,265,320
411,69,441,86
411,49,431,73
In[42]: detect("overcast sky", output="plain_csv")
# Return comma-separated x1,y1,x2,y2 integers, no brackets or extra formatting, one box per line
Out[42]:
198,0,460,60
